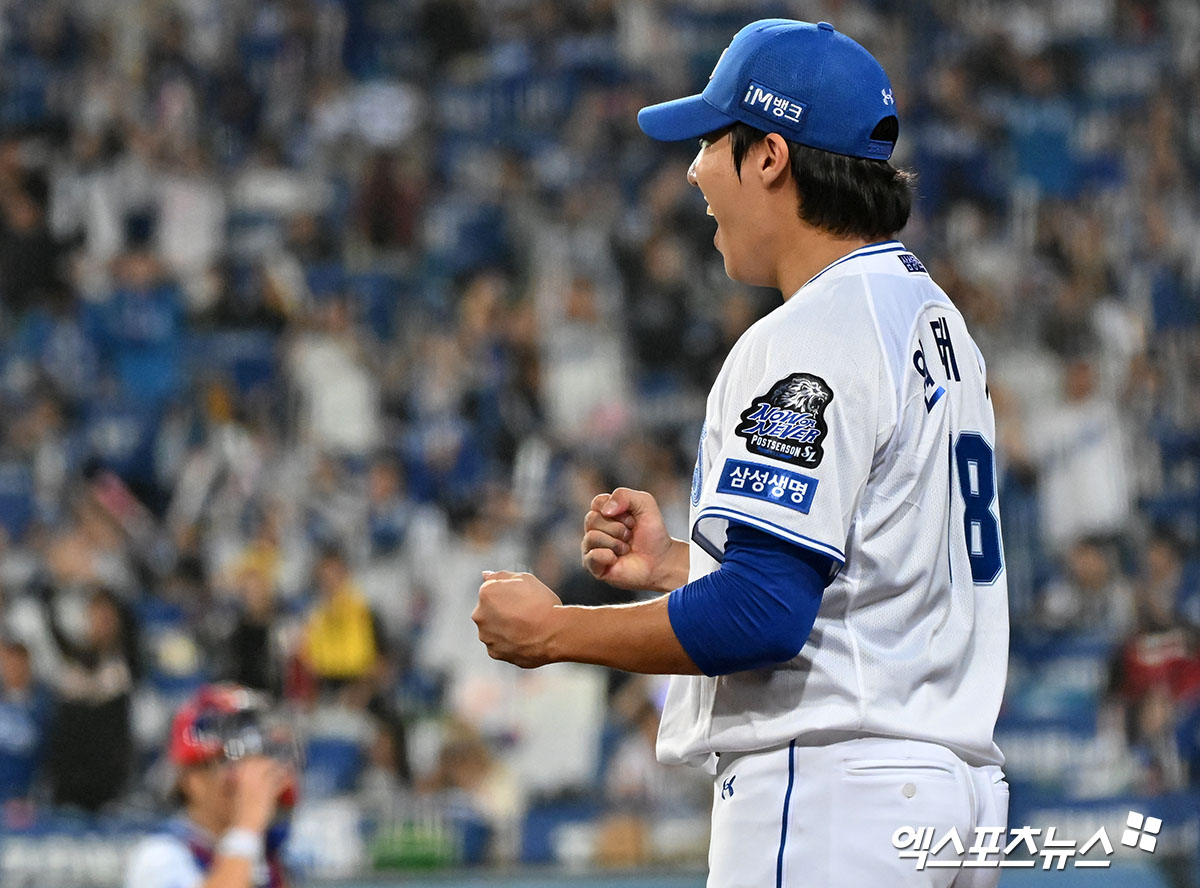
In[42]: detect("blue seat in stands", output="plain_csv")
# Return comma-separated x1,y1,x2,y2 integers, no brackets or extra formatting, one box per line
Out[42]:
346,272,404,340
0,461,35,542
303,736,363,798
83,397,161,482
520,798,604,864
305,263,346,299
192,329,280,394
135,600,208,694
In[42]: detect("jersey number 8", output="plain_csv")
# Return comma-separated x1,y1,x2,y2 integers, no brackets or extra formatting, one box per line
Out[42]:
953,433,1003,585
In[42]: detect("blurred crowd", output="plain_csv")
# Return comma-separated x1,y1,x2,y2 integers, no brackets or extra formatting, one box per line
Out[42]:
0,0,1197,874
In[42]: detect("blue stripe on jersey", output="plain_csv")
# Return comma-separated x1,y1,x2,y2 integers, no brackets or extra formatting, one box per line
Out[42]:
803,240,905,289
776,740,797,888
694,506,846,565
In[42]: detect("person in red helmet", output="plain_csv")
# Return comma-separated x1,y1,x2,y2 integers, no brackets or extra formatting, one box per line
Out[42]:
124,684,297,888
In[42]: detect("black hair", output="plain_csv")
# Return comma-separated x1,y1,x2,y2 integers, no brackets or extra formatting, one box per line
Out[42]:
727,122,914,241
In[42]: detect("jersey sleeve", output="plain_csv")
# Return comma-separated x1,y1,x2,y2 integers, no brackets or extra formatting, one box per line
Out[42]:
693,311,882,568
124,836,203,888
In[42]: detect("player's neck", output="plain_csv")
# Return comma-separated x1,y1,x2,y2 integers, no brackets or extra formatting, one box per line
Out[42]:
777,232,873,300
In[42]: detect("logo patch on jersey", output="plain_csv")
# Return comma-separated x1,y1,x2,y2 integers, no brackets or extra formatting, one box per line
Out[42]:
898,253,927,274
716,459,818,514
735,373,833,468
691,423,707,507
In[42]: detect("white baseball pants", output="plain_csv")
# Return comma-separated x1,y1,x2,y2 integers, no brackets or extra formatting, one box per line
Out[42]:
707,737,1009,888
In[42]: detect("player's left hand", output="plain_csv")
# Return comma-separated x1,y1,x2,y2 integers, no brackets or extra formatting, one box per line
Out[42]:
472,570,562,668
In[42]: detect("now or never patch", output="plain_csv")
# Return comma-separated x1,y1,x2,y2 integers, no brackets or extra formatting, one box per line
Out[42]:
734,372,833,469
716,459,818,514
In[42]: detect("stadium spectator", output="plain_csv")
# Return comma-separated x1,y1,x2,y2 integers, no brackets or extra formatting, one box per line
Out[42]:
595,681,708,866
43,586,139,812
1106,534,1200,793
95,224,187,407
0,638,51,806
606,677,706,797
351,150,427,253
301,546,384,694
364,454,414,559
1026,357,1133,552
414,496,524,729
355,713,414,819
538,274,631,443
419,719,522,865
1038,537,1136,638
1141,531,1198,629
220,563,285,697
302,453,367,555
1109,579,1200,709
287,296,382,457
154,145,226,291
12,287,100,407
0,176,62,318
621,233,693,393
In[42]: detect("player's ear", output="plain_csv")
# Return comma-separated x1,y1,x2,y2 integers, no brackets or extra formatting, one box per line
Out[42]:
757,133,791,188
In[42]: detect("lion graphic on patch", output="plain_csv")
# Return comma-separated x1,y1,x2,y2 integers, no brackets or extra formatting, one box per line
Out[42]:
735,372,835,468
768,374,832,416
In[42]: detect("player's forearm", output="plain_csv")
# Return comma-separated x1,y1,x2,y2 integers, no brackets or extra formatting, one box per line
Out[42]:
545,595,701,675
651,539,692,594
201,856,255,888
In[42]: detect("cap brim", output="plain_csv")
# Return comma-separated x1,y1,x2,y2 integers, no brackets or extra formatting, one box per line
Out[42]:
637,95,735,142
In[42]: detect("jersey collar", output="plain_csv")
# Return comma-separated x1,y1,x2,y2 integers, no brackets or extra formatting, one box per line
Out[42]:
170,816,218,850
790,239,906,297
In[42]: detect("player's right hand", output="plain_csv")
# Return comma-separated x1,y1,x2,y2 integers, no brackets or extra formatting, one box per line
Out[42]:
229,756,291,834
581,488,687,593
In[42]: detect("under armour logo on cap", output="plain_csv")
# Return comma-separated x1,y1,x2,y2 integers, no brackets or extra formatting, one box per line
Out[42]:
882,88,895,105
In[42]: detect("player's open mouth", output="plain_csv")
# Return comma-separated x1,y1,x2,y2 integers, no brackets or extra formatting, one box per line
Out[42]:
706,205,714,216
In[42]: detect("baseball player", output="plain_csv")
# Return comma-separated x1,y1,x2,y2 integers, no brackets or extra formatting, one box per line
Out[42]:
124,684,296,888
473,19,1009,886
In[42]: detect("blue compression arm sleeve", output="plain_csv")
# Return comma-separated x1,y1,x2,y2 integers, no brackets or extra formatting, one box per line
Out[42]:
667,522,831,676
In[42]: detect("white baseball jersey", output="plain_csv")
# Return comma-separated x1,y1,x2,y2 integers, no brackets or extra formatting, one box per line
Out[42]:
659,240,1008,769
124,819,275,888
125,833,207,888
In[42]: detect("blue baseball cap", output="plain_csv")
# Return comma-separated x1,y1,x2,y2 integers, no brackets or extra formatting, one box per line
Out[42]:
637,19,898,160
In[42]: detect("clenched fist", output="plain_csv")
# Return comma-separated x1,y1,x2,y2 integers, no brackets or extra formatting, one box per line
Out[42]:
472,570,563,668
581,488,689,594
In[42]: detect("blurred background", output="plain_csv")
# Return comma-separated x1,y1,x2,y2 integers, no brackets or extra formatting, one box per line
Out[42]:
0,0,1196,886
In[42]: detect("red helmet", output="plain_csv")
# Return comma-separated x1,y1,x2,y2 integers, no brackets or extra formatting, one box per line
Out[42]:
169,683,264,766
168,683,301,807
